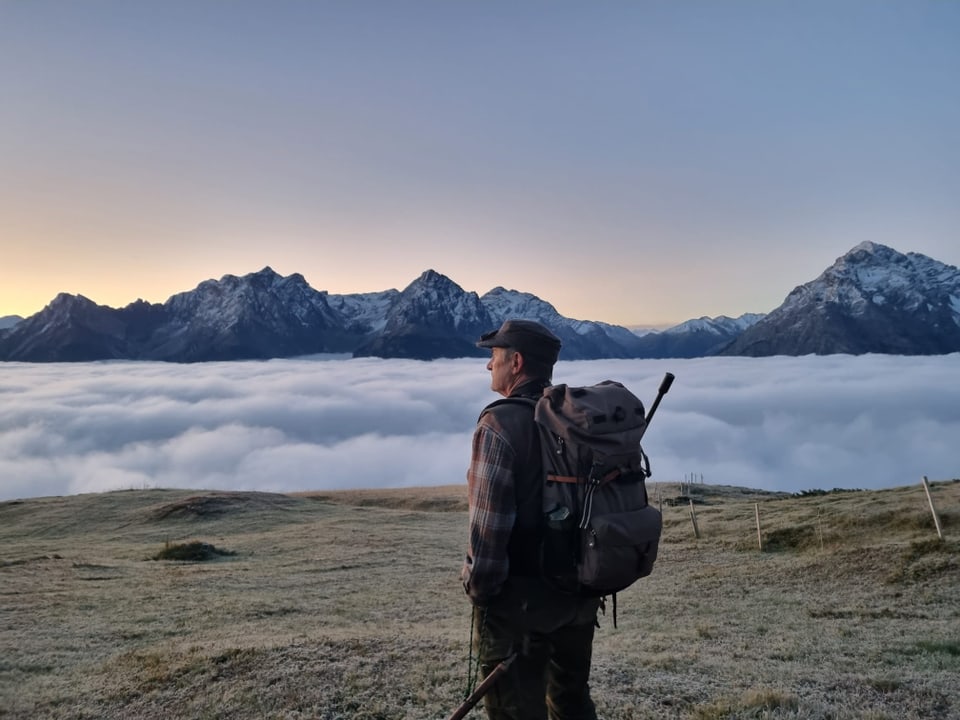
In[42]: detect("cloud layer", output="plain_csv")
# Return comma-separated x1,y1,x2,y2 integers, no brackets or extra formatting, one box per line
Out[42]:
1,354,957,502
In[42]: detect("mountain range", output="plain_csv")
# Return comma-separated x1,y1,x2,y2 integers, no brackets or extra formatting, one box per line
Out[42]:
1,242,957,362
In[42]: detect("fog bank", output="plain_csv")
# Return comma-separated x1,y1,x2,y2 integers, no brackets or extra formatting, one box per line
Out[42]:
1,354,957,501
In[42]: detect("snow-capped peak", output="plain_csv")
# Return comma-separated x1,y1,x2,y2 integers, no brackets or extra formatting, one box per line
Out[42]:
782,242,960,317
664,313,765,336
481,287,564,325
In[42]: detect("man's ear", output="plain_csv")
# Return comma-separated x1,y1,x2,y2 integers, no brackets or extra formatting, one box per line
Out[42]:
511,350,525,373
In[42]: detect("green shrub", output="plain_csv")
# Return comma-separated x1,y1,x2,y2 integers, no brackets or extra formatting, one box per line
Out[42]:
916,640,960,657
152,541,235,562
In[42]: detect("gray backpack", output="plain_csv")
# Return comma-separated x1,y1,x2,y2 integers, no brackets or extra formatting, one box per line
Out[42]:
506,378,669,598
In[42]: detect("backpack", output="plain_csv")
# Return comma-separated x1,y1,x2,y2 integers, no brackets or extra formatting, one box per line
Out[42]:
497,380,663,599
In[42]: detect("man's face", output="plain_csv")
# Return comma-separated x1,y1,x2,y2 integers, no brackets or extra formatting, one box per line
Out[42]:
486,347,518,396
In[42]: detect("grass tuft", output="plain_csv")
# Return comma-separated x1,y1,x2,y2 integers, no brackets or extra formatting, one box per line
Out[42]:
691,687,799,719
866,676,902,693
902,538,953,561
886,538,959,583
916,640,960,657
763,524,819,552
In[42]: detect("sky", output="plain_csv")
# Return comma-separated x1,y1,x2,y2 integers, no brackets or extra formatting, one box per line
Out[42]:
1,355,957,503
1,2,959,326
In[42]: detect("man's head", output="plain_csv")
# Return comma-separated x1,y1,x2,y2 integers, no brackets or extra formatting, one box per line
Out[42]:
476,319,561,396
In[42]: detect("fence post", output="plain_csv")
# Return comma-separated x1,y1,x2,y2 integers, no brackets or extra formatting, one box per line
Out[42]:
689,498,700,539
817,508,824,551
921,476,944,540
755,503,763,551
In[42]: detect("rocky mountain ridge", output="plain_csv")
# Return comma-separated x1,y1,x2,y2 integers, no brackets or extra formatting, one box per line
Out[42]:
0,315,22,330
720,242,960,356
1,242,957,361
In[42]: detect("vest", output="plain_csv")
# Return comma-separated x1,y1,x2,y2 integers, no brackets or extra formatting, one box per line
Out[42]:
481,379,548,577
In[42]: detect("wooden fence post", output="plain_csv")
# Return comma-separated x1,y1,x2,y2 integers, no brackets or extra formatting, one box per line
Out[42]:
755,503,763,551
817,508,824,551
689,498,700,539
921,476,944,540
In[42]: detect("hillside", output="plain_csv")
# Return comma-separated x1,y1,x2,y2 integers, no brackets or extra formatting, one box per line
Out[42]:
1,481,957,719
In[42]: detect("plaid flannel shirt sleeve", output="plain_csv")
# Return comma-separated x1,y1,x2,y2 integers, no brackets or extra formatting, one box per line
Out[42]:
461,418,516,605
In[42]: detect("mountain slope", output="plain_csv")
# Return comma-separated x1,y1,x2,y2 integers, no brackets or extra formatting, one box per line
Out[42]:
481,287,646,359
325,289,401,335
0,315,23,330
721,242,960,356
144,268,358,361
354,270,494,359
0,294,131,361
632,313,765,358
0,269,365,362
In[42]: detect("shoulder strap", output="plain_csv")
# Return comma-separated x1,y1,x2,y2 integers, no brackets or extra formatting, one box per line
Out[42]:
487,397,584,486
478,396,537,421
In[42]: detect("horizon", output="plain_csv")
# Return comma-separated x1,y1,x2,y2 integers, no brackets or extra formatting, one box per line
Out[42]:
3,2,959,324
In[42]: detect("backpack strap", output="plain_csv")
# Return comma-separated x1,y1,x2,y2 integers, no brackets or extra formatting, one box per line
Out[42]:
547,468,622,485
478,395,537,421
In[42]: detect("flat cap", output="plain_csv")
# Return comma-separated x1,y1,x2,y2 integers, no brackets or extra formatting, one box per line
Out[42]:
476,319,561,365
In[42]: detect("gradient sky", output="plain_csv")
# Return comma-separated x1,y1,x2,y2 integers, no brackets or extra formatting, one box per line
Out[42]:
2,1,958,326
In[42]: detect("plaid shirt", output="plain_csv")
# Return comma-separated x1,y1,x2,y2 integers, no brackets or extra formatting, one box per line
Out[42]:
462,416,517,604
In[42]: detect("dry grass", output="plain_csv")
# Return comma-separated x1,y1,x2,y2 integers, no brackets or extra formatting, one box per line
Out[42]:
0,480,957,719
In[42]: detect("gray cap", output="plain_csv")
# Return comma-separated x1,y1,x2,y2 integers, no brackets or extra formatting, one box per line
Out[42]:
476,319,562,365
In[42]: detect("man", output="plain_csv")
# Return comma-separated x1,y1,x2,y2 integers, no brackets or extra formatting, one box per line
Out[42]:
461,319,602,720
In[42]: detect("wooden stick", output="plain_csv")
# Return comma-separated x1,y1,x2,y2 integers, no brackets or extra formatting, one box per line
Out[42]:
447,655,515,720
755,503,763,551
921,476,944,540
689,498,700,539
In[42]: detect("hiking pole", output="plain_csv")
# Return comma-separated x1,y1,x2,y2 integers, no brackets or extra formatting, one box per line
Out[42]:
643,372,675,432
446,654,515,720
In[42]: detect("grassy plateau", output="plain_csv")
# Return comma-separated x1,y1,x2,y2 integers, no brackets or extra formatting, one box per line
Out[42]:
0,479,957,719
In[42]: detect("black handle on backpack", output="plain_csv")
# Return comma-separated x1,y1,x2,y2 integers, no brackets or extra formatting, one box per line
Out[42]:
643,372,674,430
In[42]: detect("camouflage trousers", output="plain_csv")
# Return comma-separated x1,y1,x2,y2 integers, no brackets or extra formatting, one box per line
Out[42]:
472,578,601,720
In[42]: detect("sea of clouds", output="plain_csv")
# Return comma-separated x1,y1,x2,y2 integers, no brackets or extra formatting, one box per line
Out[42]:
1,354,957,502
